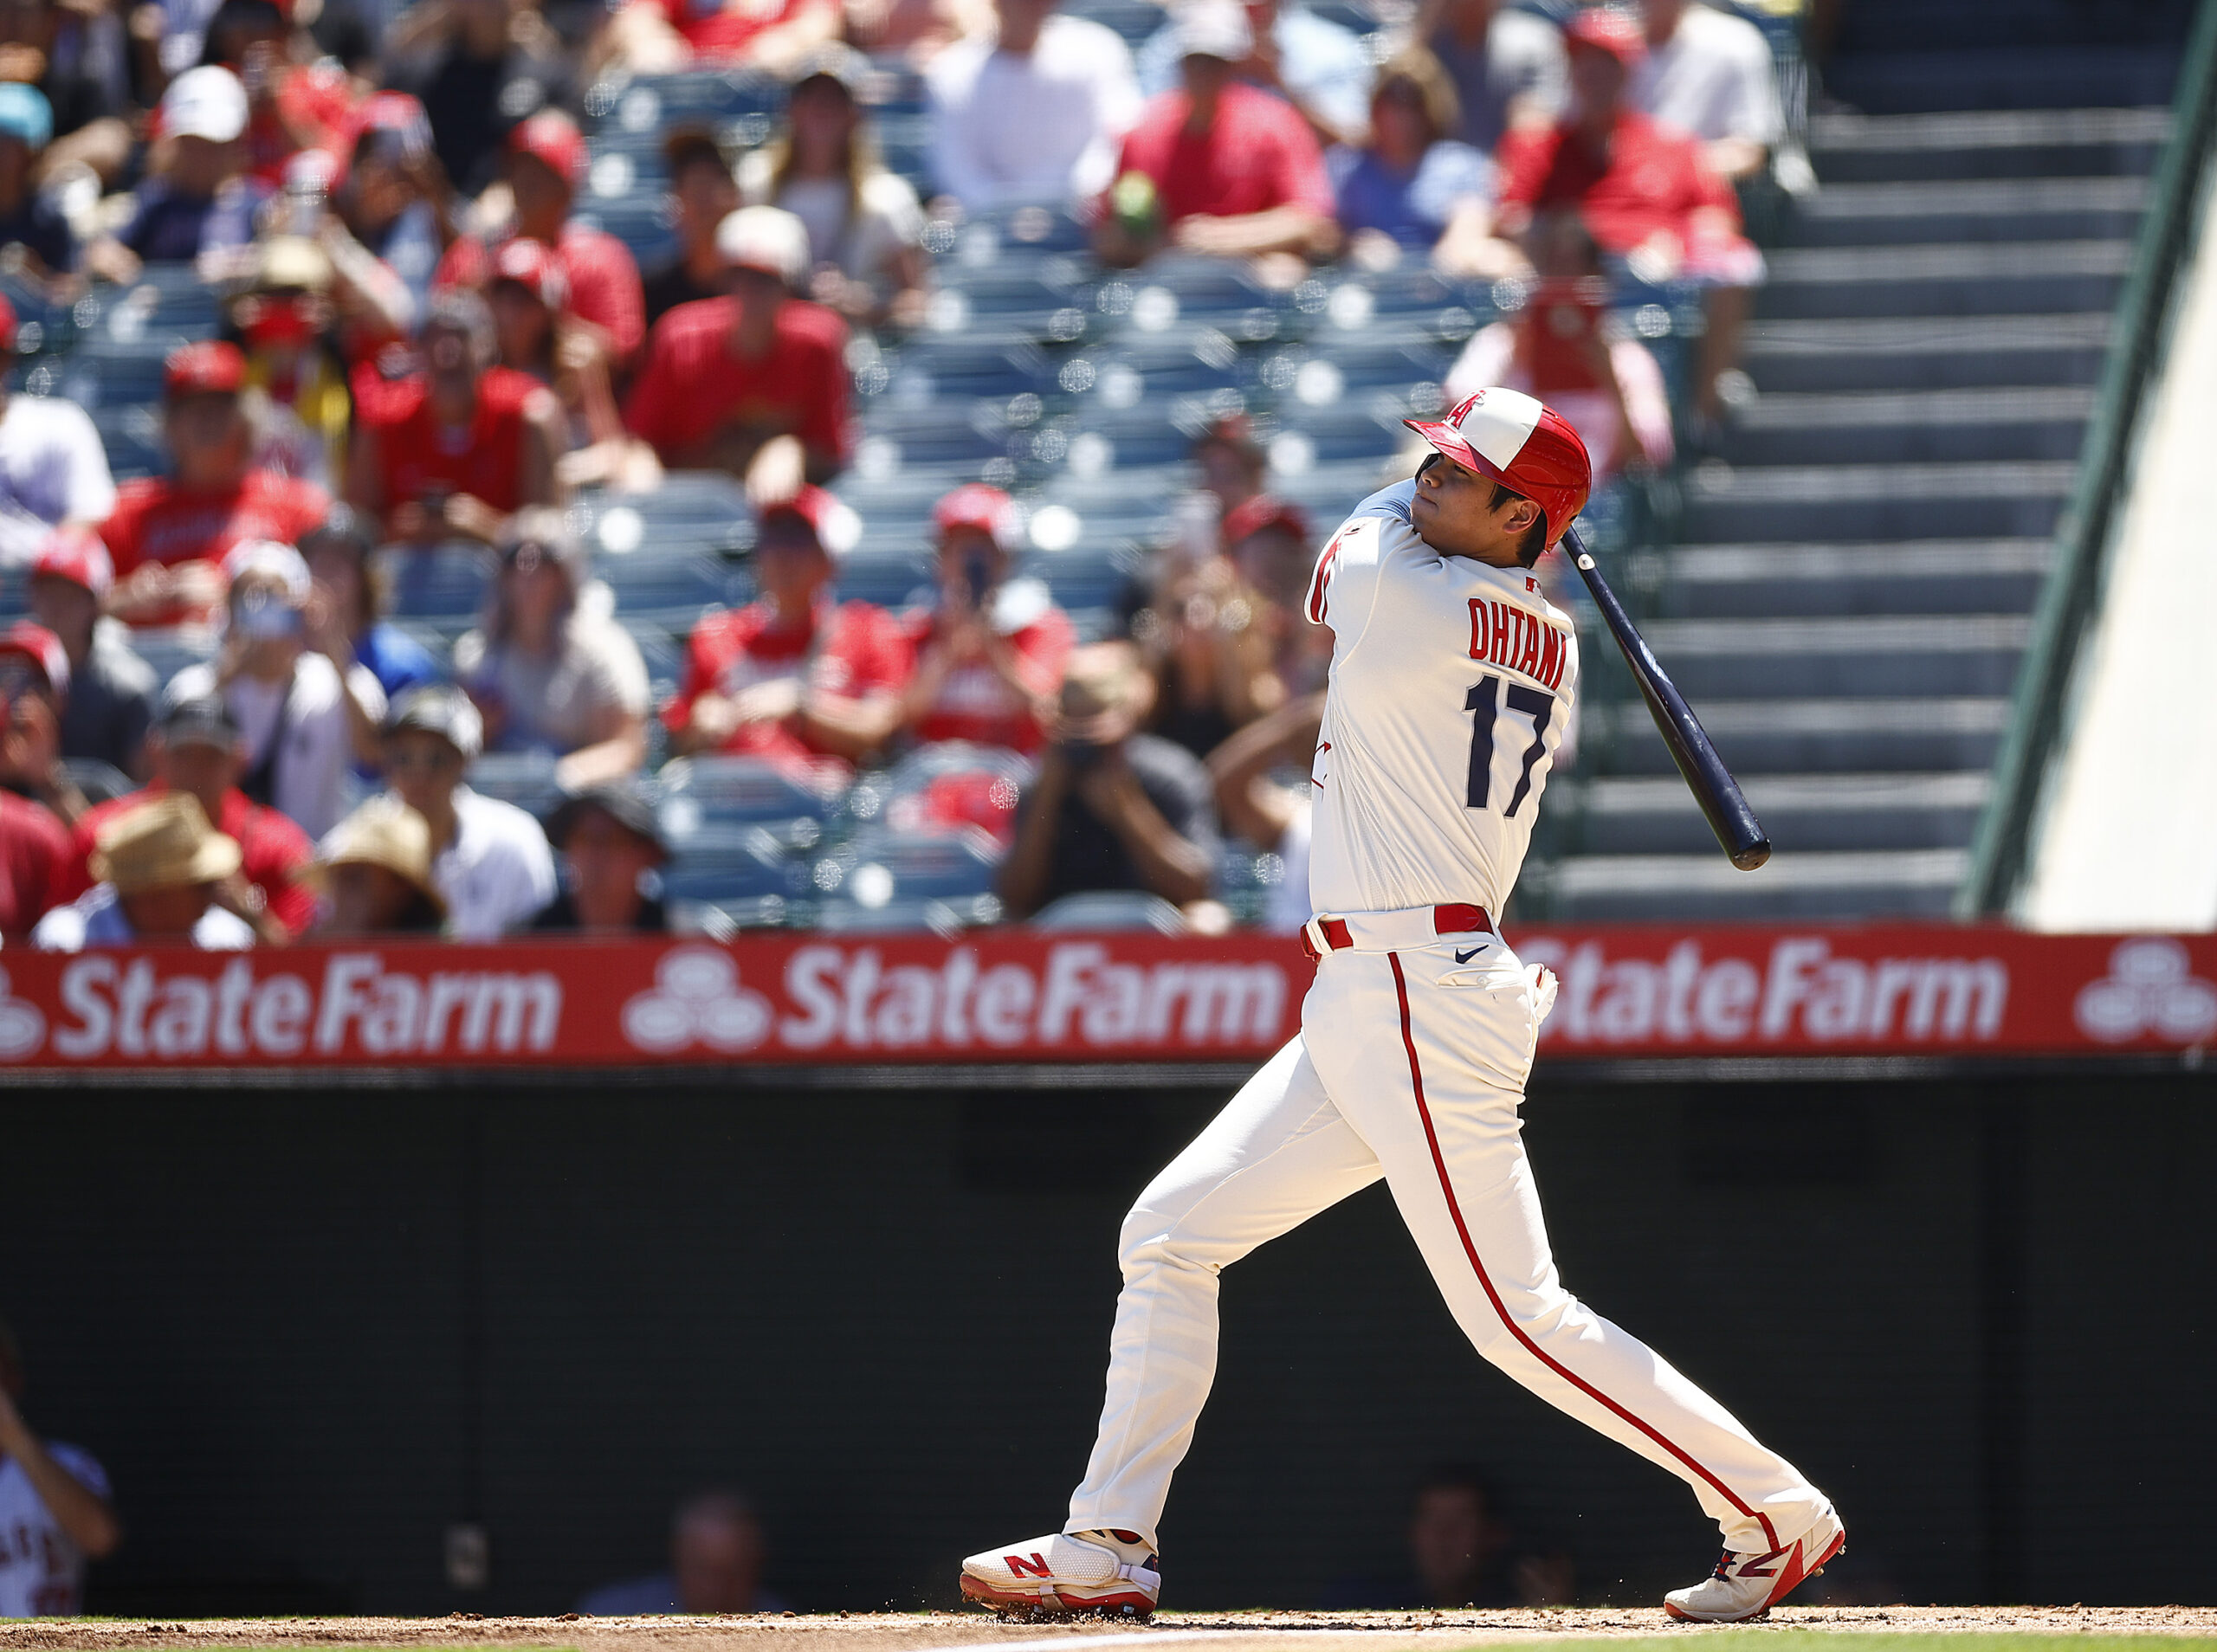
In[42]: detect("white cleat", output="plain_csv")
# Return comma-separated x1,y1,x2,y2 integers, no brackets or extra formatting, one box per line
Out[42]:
959,1528,1161,1617
1664,1507,1846,1623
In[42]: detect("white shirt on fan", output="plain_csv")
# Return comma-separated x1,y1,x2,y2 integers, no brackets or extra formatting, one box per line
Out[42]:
926,14,1143,210
1631,1,1784,148
1303,480,1579,920
169,655,385,841
0,394,118,568
0,1442,110,1617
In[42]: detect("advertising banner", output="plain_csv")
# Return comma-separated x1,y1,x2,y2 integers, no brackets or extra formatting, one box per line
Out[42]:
0,926,2207,1071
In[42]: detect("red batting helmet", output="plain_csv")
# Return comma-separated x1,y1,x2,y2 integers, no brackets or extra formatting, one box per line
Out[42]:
1404,386,1593,548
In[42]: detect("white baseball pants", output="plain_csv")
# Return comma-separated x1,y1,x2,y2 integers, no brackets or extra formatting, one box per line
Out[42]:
1065,930,1830,1557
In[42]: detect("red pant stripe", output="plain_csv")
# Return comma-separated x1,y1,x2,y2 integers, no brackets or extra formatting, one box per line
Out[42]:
1386,952,1781,1552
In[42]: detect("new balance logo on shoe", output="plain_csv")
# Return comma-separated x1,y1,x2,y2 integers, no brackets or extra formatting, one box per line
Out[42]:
1005,1553,1051,1578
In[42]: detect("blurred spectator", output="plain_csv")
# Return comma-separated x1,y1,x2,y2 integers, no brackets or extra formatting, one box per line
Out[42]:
1096,3,1337,270
434,110,647,370
0,618,87,826
1138,495,1309,759
579,1489,789,1616
1419,0,1565,154
1206,689,1321,931
1192,411,1267,524
229,235,351,487
487,236,652,492
999,640,1218,918
1632,0,1783,186
1329,48,1503,274
1322,1465,1572,1608
891,483,1070,755
663,487,904,775
377,682,555,939
0,297,115,569
386,0,574,199
1495,8,1761,426
0,625,71,936
738,47,928,331
594,0,837,78
642,126,740,327
102,340,332,626
310,795,445,934
623,206,851,494
453,507,648,790
165,539,386,839
532,776,670,932
0,1315,121,1616
1135,0,1373,151
346,288,566,545
0,85,75,277
1445,210,1672,478
0,0,130,188
84,68,265,284
298,508,439,703
25,530,155,780
33,791,256,948
59,692,316,942
329,93,452,325
204,0,359,189
925,0,1141,213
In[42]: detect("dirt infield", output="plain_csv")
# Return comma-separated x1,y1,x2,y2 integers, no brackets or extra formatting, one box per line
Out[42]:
3,1608,2213,1652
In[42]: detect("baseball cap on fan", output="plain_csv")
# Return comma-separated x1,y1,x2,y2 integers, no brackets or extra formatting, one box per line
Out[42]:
507,109,588,190
715,205,810,290
0,83,53,151
1404,386,1593,548
490,236,569,310
165,339,247,399
0,620,68,701
159,66,249,144
1173,0,1254,61
31,526,113,598
934,482,1020,551
759,487,862,558
1562,5,1646,66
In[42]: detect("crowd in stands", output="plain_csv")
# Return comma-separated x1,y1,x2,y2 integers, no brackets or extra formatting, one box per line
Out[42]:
0,0,1794,947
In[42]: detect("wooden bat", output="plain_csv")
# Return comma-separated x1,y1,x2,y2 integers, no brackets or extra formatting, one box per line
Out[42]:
1560,524,1770,871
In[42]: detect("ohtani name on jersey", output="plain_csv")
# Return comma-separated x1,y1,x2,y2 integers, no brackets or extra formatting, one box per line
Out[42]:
1468,597,1568,690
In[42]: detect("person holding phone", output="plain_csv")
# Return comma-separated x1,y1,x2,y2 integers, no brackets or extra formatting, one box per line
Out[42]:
889,483,1072,757
163,539,386,839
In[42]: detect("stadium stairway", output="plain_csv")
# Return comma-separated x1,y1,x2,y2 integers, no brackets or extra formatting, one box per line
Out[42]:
1547,98,2180,920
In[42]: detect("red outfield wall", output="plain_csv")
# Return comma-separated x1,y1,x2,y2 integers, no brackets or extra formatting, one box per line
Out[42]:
0,925,2209,1068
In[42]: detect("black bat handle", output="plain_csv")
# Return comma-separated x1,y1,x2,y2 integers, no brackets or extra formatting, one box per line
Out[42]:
1560,526,1771,871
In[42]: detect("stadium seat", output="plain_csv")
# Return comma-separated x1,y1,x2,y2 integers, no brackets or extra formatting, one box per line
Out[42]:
380,544,494,620
810,823,1001,907
466,751,565,816
91,403,166,481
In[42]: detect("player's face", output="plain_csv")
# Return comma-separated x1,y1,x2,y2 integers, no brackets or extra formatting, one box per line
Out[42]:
1411,452,1542,566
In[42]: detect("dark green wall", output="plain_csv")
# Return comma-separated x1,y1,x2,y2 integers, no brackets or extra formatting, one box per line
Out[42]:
3,1070,2210,1615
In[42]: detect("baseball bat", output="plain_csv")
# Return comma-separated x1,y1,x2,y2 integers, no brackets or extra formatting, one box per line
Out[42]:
1560,524,1770,871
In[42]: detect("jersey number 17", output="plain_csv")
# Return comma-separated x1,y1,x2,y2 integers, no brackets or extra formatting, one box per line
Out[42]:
1464,674,1554,817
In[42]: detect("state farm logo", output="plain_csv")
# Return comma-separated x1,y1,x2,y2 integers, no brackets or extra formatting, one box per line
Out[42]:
0,967,44,1060
621,947,772,1055
2073,938,2217,1045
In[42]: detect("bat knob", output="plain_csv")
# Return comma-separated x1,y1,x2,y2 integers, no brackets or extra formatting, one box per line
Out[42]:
1731,839,1772,872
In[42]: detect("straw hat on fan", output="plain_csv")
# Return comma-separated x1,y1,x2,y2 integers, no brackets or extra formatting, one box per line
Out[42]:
90,795,242,894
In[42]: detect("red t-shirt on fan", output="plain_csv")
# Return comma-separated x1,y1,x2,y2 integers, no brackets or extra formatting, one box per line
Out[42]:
665,599,910,770
100,470,333,623
637,0,836,61
623,296,852,468
899,600,1074,756
59,784,316,936
1495,111,1741,255
435,224,648,362
1108,83,1335,228
0,791,70,939
354,365,545,513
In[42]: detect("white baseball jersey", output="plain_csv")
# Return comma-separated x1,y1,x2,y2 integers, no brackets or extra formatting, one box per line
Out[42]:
1302,480,1580,920
0,1443,109,1617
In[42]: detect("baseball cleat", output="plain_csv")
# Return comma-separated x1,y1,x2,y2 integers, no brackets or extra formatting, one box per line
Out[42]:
1663,1507,1845,1622
959,1528,1161,1617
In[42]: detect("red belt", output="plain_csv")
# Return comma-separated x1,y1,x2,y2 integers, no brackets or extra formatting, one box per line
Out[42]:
1299,903,1493,961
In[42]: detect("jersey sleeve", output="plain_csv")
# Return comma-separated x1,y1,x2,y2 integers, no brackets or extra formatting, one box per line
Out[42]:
1304,512,1395,648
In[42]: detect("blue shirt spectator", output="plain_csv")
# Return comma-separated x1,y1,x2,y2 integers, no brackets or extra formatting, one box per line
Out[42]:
0,85,75,274
1136,0,1374,145
1330,49,1497,261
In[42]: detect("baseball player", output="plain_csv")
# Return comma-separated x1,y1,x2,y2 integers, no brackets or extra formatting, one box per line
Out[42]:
960,389,1843,1623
